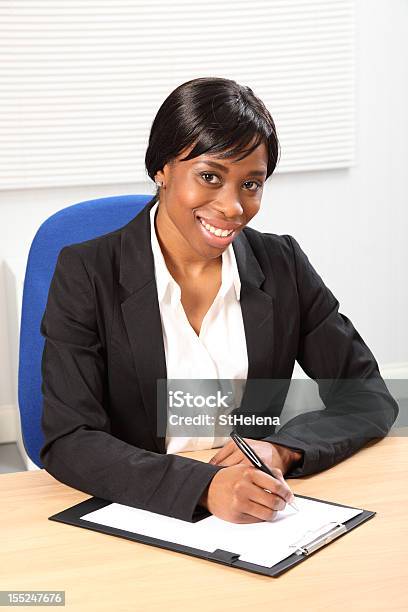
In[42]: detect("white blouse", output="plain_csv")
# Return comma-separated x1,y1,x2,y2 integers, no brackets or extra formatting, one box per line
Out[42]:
149,200,249,453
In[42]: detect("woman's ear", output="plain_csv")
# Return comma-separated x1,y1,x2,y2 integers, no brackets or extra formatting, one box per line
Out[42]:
154,170,165,187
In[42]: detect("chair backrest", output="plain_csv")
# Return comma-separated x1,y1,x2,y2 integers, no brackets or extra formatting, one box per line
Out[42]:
18,194,152,467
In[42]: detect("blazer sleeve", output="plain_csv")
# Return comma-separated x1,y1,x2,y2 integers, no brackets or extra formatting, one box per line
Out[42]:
261,234,399,477
39,246,223,522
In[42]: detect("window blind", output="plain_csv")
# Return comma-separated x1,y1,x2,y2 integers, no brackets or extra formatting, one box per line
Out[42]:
0,0,355,189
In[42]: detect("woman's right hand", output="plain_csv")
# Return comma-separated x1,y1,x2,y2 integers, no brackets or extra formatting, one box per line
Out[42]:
199,465,293,523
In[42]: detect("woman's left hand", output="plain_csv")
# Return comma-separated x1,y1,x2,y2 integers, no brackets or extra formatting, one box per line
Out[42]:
209,438,297,476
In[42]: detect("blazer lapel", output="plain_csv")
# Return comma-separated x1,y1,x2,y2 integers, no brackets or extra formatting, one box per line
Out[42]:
231,233,279,435
119,199,276,452
119,199,167,452
231,232,275,380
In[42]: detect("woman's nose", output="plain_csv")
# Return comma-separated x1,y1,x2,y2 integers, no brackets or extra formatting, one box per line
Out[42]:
217,189,244,217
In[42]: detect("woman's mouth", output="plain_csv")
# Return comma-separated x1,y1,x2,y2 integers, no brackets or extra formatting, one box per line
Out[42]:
195,216,237,247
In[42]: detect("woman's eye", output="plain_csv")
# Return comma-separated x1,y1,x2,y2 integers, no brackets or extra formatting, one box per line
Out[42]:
201,172,220,184
244,181,262,191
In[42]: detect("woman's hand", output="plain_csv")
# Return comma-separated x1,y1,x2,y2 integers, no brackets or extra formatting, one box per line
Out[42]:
209,438,302,476
199,464,294,523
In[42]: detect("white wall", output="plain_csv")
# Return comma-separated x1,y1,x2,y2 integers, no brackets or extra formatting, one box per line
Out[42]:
1,0,407,452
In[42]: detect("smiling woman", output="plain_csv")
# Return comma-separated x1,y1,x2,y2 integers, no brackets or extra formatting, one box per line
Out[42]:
40,77,398,526
145,77,279,269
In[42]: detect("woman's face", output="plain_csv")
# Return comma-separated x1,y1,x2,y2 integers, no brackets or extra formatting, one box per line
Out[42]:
155,138,268,261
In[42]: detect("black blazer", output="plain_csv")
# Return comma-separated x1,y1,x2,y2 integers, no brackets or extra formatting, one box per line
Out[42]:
40,197,398,521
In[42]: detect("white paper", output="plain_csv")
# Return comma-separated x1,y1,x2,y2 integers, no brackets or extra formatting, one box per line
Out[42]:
80,496,363,568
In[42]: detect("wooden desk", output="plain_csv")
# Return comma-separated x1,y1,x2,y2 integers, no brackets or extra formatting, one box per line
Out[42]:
1,437,407,611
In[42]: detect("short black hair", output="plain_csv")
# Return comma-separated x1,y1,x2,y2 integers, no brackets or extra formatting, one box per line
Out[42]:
145,77,280,198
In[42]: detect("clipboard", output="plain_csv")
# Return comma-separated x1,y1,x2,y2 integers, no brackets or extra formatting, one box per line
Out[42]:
48,494,375,577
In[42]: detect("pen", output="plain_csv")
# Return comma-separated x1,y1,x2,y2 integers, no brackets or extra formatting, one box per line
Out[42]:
230,431,300,512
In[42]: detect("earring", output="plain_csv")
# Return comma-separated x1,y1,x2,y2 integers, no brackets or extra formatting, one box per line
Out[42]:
156,180,162,187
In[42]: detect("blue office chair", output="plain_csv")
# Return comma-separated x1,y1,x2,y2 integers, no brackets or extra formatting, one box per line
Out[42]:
18,194,152,468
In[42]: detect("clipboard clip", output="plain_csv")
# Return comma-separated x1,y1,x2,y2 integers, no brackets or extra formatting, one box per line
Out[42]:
289,521,347,556
206,549,241,565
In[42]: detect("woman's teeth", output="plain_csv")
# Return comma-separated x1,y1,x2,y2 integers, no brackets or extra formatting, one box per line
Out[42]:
198,217,234,237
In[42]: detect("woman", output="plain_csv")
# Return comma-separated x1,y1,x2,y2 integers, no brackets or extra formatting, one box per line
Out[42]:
40,77,398,524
